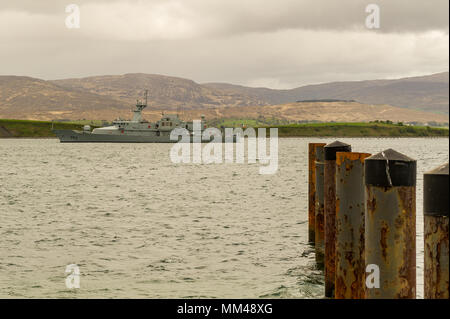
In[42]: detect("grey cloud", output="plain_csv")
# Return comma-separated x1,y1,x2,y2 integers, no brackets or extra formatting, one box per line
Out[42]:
0,0,448,88
192,0,449,35
0,0,115,14
1,28,447,88
1,0,448,34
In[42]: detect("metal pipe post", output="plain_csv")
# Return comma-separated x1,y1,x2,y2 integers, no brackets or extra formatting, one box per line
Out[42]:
314,144,326,268
335,152,371,299
364,149,416,299
324,141,351,298
308,143,326,244
424,163,449,299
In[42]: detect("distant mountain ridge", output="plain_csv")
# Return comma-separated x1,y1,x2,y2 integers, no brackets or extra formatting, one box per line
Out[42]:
0,72,448,122
204,71,449,114
51,73,269,109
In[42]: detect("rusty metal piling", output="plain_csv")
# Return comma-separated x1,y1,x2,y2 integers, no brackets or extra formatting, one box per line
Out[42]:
314,144,326,268
308,143,326,244
324,141,351,298
335,152,371,299
364,149,416,299
424,163,449,299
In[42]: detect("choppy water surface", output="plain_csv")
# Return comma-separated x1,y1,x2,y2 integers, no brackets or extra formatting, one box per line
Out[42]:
0,138,448,298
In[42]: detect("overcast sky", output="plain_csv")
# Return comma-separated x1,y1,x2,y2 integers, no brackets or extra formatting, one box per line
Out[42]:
1,0,448,88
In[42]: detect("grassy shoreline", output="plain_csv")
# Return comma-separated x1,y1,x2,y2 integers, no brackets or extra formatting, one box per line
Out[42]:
0,119,85,138
255,122,449,137
1,118,448,138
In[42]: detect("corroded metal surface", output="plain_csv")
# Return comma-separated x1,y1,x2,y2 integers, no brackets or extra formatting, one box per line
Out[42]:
424,216,449,299
335,152,371,299
365,186,416,298
364,149,416,299
324,160,337,297
424,163,449,299
309,143,326,244
314,145,326,268
324,141,351,298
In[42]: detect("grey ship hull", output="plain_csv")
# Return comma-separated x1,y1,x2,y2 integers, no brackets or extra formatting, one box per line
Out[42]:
53,129,231,143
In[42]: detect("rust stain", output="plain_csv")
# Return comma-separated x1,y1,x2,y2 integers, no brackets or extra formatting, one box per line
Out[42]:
380,222,389,262
335,276,346,299
336,152,371,165
424,215,449,299
336,198,340,217
366,194,376,214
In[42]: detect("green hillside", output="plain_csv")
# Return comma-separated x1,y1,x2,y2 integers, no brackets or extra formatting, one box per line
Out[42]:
257,122,449,137
0,119,84,138
0,119,448,138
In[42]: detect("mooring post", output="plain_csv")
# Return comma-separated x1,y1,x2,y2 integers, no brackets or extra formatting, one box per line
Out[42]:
424,163,449,299
309,143,327,244
364,149,416,299
335,152,371,299
324,141,351,298
314,144,326,268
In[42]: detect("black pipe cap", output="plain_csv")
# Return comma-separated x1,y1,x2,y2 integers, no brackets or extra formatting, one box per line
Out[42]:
365,149,416,187
324,141,351,160
424,163,449,217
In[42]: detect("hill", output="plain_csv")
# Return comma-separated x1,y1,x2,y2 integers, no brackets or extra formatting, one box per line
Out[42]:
174,101,448,124
0,72,448,122
205,72,449,114
51,73,268,110
0,76,124,120
287,72,449,114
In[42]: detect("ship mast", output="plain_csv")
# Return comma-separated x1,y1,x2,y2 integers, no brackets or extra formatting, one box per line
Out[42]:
132,90,148,122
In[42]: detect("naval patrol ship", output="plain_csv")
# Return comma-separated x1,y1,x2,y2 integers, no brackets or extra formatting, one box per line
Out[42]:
53,92,222,143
